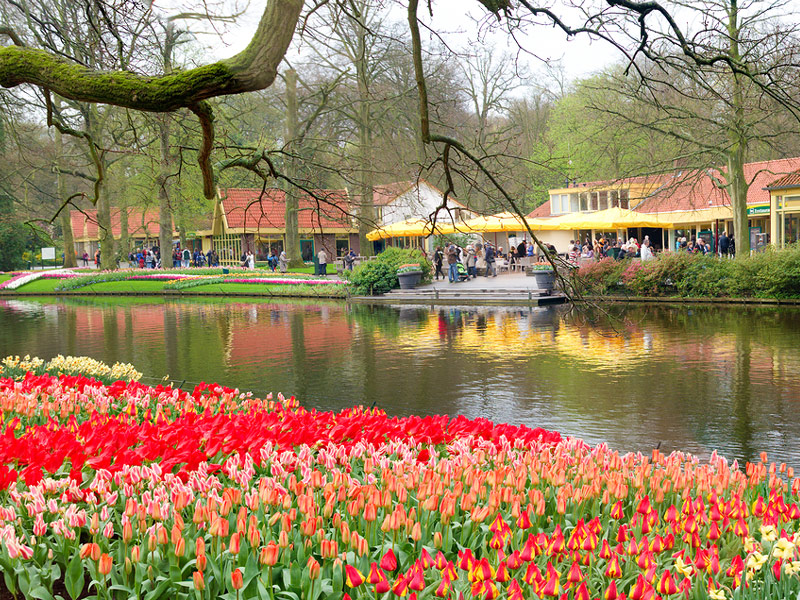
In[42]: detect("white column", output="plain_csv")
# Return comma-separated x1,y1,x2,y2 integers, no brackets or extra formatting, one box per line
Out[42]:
668,229,676,251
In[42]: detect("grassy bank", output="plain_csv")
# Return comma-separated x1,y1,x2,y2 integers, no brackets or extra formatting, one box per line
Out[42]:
572,245,800,299
0,269,349,298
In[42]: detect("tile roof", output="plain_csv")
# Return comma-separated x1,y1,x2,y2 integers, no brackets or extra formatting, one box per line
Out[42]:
765,169,800,190
220,188,353,231
527,202,553,218
633,157,800,213
71,207,166,240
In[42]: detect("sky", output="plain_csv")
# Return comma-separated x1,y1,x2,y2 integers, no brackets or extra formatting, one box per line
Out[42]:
181,0,621,84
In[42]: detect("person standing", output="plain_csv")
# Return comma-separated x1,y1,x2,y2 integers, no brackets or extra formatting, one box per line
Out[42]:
344,249,356,271
446,243,459,283
279,249,289,272
433,246,444,280
484,242,496,277
466,245,477,279
318,246,328,276
640,240,654,261
182,247,191,268
247,251,255,269
718,231,729,257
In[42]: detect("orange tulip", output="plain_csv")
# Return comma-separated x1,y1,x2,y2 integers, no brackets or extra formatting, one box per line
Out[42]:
193,570,205,591
231,568,244,590
98,553,113,575
307,557,321,580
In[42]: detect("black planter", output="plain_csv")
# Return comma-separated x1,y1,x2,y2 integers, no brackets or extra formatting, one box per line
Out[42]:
398,271,423,289
526,268,556,291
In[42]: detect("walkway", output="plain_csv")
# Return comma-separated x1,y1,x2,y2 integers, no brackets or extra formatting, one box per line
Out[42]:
350,270,568,307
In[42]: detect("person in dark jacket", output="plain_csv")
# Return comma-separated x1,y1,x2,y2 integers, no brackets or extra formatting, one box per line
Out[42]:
433,246,444,280
718,231,729,256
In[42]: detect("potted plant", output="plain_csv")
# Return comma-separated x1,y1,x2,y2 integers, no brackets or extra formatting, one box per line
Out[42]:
397,263,424,289
526,262,557,292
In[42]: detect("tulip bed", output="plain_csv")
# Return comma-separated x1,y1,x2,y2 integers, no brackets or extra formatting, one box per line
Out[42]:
1,365,800,600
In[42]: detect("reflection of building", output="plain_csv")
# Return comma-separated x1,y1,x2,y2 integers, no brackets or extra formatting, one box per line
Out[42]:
533,157,800,252
70,208,178,256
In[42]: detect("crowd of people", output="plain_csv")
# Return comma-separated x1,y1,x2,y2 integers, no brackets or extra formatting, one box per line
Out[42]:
432,240,540,283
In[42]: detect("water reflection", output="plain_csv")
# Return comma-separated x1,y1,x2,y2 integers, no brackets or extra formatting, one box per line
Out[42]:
1,297,800,467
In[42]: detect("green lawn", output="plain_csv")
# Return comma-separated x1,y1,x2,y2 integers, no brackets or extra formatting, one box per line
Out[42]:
79,280,170,292
0,274,12,285
177,282,347,297
13,278,63,292
3,274,346,297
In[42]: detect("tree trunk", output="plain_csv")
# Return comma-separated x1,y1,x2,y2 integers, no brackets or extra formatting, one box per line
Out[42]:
355,27,375,257
726,0,750,255
157,115,173,267
54,122,76,267
158,27,177,269
86,106,115,269
119,206,129,258
284,69,303,268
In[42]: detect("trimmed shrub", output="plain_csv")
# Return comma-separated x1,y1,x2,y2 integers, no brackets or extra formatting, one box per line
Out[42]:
347,247,432,295
570,245,800,299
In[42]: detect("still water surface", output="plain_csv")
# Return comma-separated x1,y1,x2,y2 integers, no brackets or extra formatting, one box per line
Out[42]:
1,297,799,467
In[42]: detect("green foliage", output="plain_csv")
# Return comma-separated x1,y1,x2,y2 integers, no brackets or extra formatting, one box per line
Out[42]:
573,245,800,299
347,247,432,295
0,194,26,271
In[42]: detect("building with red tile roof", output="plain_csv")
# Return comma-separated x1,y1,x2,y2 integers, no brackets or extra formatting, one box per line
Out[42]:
533,156,800,252
765,167,800,248
70,207,176,257
207,187,358,263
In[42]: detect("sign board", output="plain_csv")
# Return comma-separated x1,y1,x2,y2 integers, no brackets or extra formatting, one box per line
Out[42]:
41,247,56,260
747,204,770,216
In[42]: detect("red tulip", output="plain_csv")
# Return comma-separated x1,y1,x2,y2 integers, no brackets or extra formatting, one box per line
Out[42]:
380,548,398,571
345,565,364,588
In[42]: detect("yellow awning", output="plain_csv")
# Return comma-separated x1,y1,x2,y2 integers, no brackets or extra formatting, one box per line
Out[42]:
653,206,733,225
540,207,676,230
366,218,458,241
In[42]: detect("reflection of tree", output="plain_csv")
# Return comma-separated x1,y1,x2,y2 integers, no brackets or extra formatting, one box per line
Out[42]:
164,304,179,380
102,308,119,365
347,305,402,338
732,322,754,463
290,311,308,401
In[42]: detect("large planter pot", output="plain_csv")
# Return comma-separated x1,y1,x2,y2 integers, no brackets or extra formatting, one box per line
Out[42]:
526,268,556,292
397,271,423,289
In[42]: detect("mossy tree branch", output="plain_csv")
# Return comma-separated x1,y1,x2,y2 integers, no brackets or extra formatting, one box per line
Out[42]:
0,0,304,198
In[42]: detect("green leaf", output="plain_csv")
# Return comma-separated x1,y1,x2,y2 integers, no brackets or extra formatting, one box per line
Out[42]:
65,552,84,600
3,569,17,596
144,577,174,600
29,586,56,600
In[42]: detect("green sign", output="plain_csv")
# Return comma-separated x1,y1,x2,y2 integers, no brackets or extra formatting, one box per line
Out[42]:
747,204,770,216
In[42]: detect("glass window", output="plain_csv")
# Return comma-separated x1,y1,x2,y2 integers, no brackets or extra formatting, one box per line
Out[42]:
300,239,314,261
591,192,599,211
579,193,588,212
570,194,579,212
785,214,800,245
335,236,350,257
620,189,630,209
560,194,569,213
551,195,561,214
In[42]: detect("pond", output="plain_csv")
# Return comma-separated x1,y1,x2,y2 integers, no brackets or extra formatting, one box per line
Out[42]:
1,296,799,467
